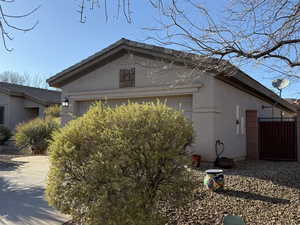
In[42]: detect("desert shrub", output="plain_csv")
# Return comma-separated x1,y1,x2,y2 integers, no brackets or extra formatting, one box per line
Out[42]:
45,105,61,118
46,102,194,225
15,118,60,154
0,125,12,145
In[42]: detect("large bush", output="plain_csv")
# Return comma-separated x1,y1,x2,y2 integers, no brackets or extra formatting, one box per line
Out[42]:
0,125,12,145
45,105,61,118
15,118,60,154
46,102,194,225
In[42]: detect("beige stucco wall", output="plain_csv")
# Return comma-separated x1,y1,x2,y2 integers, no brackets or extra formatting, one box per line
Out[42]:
0,93,10,128
7,96,46,130
61,53,217,160
59,53,295,162
62,54,202,93
213,79,294,160
9,96,27,129
0,93,29,130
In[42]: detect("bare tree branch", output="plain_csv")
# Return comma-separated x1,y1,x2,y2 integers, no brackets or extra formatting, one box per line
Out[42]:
0,0,39,51
0,71,52,89
142,0,300,79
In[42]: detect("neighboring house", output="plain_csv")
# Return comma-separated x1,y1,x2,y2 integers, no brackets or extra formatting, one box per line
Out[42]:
0,82,61,130
47,39,297,162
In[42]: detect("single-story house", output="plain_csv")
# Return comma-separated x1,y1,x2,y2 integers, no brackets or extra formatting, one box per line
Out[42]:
0,82,61,130
47,38,298,162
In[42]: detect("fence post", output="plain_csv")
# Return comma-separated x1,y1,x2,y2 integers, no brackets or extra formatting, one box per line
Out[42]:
297,110,300,162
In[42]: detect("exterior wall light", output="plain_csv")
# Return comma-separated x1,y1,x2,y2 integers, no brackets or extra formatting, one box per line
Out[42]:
62,97,69,107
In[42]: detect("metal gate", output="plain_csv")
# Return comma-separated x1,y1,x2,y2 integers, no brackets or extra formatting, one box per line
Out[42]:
259,117,298,161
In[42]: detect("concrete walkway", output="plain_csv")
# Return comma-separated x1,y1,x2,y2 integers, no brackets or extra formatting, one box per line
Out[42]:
0,156,69,225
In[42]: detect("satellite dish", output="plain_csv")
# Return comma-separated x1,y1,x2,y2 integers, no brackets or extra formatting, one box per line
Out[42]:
272,79,290,90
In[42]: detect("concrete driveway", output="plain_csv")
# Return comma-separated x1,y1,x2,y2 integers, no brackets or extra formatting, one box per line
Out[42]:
0,156,69,225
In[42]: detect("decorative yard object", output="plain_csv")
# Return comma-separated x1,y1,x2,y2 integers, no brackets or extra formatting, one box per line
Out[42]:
214,140,234,169
204,169,224,191
192,154,201,167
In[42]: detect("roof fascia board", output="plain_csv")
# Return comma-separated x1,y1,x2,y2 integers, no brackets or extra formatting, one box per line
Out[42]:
47,40,295,113
48,46,128,87
48,46,208,88
234,70,296,112
216,74,296,113
0,88,19,96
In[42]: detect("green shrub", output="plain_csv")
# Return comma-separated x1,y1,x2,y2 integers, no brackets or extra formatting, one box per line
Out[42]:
46,102,194,225
45,105,61,118
15,118,60,154
0,125,12,145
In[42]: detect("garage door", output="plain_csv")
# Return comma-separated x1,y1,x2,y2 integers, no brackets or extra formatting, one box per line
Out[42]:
77,95,192,119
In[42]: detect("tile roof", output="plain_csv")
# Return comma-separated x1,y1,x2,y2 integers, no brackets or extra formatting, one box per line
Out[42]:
0,82,61,105
47,38,297,113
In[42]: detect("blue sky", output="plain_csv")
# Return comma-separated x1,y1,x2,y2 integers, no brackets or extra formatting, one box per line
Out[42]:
0,0,299,98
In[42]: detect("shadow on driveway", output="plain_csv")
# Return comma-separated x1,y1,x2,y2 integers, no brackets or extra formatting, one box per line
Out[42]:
0,161,27,172
0,177,65,225
0,155,69,225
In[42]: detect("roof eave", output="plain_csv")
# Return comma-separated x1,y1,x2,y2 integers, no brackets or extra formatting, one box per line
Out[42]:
47,38,129,87
47,39,296,113
216,72,297,113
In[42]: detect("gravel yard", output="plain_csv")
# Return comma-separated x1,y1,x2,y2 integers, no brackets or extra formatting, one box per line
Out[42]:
166,161,300,225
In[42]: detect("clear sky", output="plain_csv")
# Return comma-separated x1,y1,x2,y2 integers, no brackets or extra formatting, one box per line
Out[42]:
0,0,299,98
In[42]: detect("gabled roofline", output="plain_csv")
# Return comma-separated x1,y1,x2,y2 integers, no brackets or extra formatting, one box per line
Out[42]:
47,38,205,87
47,38,297,113
47,38,128,86
216,70,296,113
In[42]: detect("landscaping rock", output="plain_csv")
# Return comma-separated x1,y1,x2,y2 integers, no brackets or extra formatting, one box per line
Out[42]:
61,161,300,225
165,160,300,225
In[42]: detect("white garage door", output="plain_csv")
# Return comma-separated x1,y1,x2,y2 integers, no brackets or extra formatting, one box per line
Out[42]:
77,95,192,119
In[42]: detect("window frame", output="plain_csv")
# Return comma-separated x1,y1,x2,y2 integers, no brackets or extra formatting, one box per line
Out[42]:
119,68,135,88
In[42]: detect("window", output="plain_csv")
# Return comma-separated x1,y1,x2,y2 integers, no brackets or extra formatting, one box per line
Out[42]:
119,68,135,88
0,106,4,124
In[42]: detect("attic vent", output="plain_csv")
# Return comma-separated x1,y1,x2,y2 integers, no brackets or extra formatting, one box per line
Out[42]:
119,68,135,88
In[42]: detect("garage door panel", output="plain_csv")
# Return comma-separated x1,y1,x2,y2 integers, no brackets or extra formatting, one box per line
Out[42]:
77,95,192,119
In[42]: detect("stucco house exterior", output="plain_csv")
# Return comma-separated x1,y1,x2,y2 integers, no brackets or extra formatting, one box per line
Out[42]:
0,82,61,130
47,39,297,162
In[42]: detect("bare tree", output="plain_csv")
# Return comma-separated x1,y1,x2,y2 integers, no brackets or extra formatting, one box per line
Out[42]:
77,0,135,23
1,0,300,81
0,0,39,51
76,0,300,79
0,71,51,89
142,0,300,80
